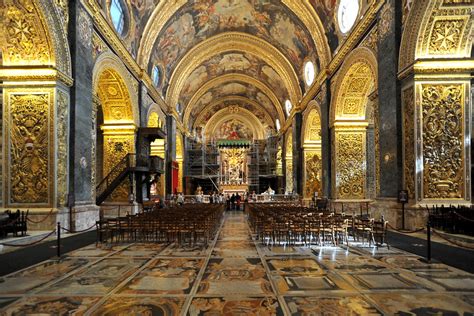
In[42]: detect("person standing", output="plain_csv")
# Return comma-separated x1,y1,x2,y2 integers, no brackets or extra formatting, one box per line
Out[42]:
236,193,241,211
230,193,236,210
177,193,184,206
226,194,231,211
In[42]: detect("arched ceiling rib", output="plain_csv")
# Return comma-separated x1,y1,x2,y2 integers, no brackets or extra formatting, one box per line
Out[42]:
192,96,276,130
178,50,291,109
183,73,285,126
145,0,320,97
166,33,302,110
137,0,331,74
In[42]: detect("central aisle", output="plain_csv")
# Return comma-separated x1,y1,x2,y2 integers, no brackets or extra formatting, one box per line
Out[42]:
0,211,473,315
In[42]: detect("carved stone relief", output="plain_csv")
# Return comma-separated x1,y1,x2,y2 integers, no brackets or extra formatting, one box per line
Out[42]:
304,152,322,198
6,90,53,205
335,132,365,199
56,90,68,206
421,84,464,199
2,0,53,66
403,87,415,199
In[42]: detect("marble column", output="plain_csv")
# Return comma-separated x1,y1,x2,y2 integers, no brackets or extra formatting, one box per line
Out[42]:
376,0,403,198
67,1,99,229
165,115,176,196
292,113,304,195
319,83,332,198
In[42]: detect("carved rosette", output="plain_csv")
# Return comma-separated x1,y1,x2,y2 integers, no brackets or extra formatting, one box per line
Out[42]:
335,132,366,199
420,84,465,199
56,90,69,206
5,90,53,206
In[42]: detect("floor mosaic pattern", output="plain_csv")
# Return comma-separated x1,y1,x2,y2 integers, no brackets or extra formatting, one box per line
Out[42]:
0,212,473,315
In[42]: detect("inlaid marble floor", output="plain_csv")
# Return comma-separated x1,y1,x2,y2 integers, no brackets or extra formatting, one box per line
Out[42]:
1,212,473,315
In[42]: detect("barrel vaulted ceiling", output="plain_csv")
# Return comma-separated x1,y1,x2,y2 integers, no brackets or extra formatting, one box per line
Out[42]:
94,0,370,132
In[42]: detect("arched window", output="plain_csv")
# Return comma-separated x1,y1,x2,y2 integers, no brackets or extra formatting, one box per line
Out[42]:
276,119,281,131
304,61,315,86
285,100,293,116
110,0,126,35
152,65,161,87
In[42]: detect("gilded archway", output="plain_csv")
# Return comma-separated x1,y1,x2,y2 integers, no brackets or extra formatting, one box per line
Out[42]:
148,109,166,197
93,54,137,201
303,102,322,199
331,48,377,200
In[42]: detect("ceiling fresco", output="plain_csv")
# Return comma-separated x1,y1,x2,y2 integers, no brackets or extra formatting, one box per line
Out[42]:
148,0,318,96
309,0,371,53
179,51,290,107
214,118,254,140
189,80,279,123
97,0,159,58
193,98,274,130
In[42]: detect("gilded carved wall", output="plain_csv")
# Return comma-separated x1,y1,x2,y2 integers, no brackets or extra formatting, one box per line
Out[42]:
285,133,293,193
1,0,54,66
56,90,68,207
4,89,54,206
103,135,135,201
304,152,322,198
403,87,415,200
335,132,366,200
419,83,465,200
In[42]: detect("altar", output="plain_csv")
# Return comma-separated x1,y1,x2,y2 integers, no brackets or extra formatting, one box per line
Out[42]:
217,139,251,195
220,184,249,195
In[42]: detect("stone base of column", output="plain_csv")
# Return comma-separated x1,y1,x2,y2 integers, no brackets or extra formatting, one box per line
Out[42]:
369,198,428,230
70,203,100,231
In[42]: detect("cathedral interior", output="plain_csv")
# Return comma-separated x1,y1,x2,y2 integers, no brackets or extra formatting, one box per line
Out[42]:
0,0,473,314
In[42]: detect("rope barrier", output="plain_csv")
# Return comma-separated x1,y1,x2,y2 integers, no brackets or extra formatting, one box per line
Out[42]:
387,223,425,234
452,211,474,223
26,208,55,224
431,228,474,250
0,229,57,247
60,222,96,234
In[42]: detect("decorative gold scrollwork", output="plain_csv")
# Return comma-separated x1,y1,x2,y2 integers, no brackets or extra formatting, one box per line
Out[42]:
8,91,52,205
421,84,464,199
305,152,322,198
403,87,415,199
336,133,365,199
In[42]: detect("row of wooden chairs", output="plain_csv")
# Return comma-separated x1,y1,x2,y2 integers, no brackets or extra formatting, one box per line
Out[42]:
96,204,224,246
0,210,28,238
247,204,388,248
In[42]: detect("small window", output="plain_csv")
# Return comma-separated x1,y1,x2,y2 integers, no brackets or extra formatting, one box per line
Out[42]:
285,100,292,116
276,119,281,131
304,61,315,86
152,65,161,87
176,103,182,115
110,0,126,35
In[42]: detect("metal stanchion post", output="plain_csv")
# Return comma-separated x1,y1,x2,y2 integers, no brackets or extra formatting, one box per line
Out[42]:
426,220,431,263
57,222,61,258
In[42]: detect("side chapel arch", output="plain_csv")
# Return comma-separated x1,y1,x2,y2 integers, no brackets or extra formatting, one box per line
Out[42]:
92,53,138,201
303,101,322,199
330,48,377,200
